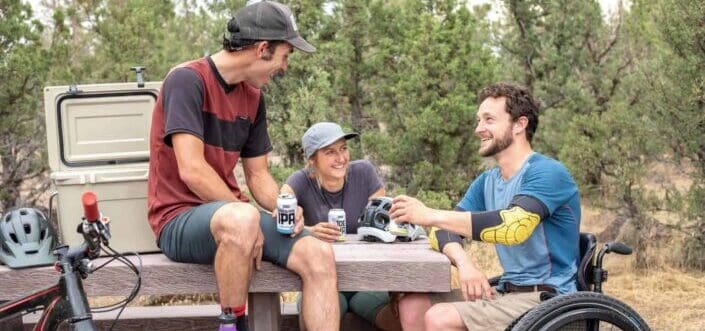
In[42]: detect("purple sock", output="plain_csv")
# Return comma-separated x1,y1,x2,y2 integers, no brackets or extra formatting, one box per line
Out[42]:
218,309,237,331
218,324,237,331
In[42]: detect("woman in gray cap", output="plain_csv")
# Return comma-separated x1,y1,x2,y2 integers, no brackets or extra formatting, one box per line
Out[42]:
281,122,401,330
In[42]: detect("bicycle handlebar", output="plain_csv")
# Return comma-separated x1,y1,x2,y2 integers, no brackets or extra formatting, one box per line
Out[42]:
77,191,111,260
81,192,100,223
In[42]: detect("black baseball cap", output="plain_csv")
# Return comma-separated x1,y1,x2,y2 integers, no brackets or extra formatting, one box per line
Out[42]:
229,0,316,53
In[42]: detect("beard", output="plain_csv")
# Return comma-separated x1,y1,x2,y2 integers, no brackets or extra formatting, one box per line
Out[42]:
272,69,286,81
479,130,514,157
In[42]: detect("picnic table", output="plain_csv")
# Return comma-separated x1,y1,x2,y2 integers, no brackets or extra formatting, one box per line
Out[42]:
0,234,451,330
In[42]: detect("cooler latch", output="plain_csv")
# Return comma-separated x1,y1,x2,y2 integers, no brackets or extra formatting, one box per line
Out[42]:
67,84,82,94
131,66,146,88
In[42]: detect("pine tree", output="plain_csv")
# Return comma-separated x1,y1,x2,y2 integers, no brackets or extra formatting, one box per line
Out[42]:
0,0,52,211
498,0,662,268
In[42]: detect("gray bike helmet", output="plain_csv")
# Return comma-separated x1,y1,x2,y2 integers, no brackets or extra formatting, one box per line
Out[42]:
0,208,57,268
357,197,397,243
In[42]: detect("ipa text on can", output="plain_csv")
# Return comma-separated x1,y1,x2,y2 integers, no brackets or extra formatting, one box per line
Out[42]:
277,193,297,234
327,208,346,241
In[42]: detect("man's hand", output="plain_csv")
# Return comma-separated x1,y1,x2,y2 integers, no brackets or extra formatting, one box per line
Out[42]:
390,195,437,226
292,206,305,237
457,263,494,301
272,206,305,237
253,228,264,270
306,222,341,242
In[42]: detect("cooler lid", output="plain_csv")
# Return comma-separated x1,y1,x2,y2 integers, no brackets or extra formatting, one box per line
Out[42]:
44,82,161,171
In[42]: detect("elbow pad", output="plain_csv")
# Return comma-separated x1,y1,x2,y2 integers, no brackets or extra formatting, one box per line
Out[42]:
471,195,548,246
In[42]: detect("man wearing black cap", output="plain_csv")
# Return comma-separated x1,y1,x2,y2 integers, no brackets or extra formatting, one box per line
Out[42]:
147,1,338,330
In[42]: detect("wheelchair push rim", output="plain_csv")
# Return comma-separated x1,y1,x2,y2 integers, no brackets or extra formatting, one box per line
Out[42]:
510,292,650,331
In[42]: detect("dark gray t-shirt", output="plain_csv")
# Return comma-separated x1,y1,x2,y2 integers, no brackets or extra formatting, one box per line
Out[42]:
286,160,384,233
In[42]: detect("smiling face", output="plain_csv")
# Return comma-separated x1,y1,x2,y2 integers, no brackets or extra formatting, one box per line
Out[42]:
309,138,350,182
475,96,515,157
246,41,293,88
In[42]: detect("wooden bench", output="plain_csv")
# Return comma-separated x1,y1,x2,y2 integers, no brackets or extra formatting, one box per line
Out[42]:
1,234,450,330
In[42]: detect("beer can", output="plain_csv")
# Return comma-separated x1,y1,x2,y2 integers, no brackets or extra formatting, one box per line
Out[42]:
276,193,297,234
327,208,346,241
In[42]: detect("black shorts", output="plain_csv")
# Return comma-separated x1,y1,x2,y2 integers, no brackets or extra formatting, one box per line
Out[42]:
158,201,309,267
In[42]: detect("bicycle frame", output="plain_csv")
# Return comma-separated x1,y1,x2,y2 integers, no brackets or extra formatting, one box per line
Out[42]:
0,244,97,331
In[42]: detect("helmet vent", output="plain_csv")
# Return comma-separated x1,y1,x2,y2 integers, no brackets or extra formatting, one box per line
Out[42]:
1,240,12,256
1,208,56,268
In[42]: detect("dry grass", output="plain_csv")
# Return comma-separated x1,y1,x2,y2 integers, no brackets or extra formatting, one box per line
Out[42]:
580,203,705,330
455,241,705,330
601,258,705,331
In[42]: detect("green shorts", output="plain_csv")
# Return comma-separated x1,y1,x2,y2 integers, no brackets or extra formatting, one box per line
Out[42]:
158,201,309,267
297,291,390,325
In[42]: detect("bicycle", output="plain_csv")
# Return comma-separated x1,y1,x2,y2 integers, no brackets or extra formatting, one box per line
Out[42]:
0,192,142,331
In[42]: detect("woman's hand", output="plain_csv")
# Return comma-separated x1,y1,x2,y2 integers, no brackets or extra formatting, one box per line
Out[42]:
306,222,341,242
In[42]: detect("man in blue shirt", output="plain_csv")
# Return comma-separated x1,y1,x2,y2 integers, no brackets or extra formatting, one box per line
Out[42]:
391,82,581,331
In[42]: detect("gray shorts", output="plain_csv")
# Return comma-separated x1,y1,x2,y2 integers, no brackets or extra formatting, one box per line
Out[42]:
158,201,309,267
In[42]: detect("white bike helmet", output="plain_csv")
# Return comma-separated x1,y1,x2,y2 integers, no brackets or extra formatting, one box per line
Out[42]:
0,208,57,268
358,197,426,243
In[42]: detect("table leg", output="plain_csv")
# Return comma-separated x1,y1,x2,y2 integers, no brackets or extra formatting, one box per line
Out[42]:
248,293,281,331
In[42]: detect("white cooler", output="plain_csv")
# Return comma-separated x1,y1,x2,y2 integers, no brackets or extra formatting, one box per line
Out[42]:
44,82,161,253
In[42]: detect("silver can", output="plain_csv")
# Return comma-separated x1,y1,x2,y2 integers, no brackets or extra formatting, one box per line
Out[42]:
276,193,297,234
327,208,346,242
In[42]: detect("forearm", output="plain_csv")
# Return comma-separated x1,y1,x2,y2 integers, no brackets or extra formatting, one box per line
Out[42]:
430,210,473,238
246,171,278,212
182,163,239,202
442,242,472,268
173,134,239,202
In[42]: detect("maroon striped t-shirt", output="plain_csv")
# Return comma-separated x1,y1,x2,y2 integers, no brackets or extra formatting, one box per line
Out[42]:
147,57,272,239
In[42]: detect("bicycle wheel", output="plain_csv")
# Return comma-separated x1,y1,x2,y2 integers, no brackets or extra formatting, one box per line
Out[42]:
510,292,650,331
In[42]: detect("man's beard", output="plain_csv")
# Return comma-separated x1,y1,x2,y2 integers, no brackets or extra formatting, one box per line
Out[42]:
272,69,286,81
479,130,513,157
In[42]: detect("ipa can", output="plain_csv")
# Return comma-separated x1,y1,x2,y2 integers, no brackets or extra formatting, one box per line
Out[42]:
327,208,346,241
276,193,297,234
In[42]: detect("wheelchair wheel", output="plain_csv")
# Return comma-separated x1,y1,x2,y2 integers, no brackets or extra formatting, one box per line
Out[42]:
510,292,650,331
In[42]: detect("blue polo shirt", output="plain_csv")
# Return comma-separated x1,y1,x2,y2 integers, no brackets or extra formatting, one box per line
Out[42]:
457,153,581,294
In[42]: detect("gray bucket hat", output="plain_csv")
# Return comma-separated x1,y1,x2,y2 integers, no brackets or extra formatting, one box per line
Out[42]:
230,0,316,53
303,122,359,159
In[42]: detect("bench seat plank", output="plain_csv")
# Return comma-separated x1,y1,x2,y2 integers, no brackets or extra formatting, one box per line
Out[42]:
0,235,450,301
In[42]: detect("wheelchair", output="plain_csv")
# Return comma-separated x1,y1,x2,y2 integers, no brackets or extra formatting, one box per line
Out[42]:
500,233,651,331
